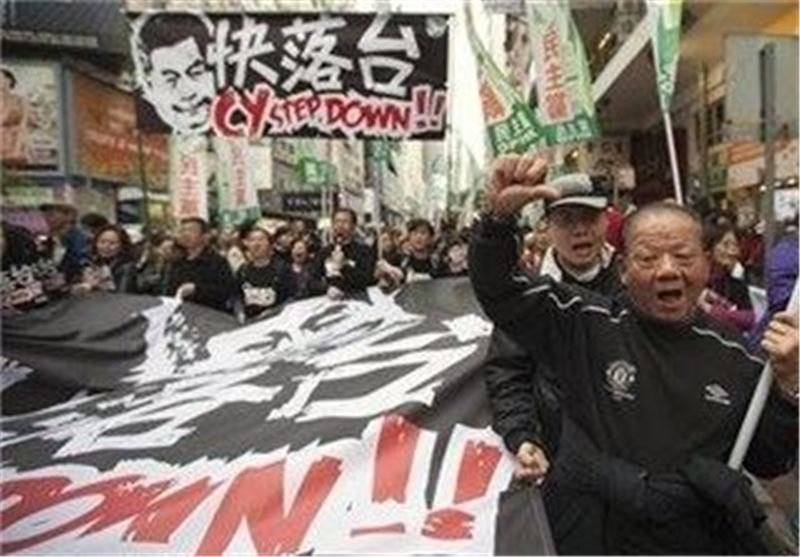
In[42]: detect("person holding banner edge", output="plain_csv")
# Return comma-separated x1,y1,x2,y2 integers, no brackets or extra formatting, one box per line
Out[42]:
469,154,797,554
311,208,376,300
483,176,622,482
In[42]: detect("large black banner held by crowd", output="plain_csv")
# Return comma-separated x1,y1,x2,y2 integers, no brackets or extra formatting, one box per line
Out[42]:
0,279,553,555
129,11,449,139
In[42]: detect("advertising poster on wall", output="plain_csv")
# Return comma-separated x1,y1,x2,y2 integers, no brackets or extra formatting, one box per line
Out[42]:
0,61,62,171
72,73,169,190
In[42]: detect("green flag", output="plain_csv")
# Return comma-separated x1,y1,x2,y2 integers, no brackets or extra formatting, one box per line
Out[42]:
294,140,335,190
527,0,599,145
213,137,260,228
464,5,547,156
647,0,684,111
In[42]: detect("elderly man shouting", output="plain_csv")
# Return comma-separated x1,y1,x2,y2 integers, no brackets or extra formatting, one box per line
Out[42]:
469,155,797,555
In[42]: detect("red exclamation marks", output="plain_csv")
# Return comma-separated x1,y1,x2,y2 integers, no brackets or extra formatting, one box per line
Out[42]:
453,440,502,504
372,414,421,503
430,91,447,132
414,86,430,130
422,439,503,540
349,414,421,538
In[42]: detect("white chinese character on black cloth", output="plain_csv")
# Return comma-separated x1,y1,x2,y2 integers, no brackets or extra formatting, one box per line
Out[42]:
357,13,420,97
212,16,278,89
280,16,353,92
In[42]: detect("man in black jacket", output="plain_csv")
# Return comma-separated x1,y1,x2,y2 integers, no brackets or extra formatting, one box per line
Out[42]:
484,178,622,483
312,208,375,299
375,218,442,288
470,155,798,554
165,218,235,312
236,226,292,320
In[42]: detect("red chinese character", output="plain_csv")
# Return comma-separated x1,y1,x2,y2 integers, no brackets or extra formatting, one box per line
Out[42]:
544,62,563,91
179,199,199,216
480,80,504,122
543,25,559,63
545,90,569,121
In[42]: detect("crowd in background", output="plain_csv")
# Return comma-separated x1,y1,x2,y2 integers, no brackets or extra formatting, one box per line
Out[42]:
1,202,474,323
1,197,796,339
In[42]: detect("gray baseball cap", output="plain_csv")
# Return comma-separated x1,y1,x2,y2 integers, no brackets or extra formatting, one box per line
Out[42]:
546,174,610,212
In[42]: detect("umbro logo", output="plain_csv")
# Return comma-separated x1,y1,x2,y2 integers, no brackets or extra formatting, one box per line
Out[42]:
704,383,731,406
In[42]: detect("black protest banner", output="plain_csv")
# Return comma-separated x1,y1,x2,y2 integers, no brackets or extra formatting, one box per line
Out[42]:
0,279,552,555
129,12,449,140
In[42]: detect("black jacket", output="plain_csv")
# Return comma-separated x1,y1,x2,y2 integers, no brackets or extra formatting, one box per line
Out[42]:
484,247,622,456
400,252,443,281
86,257,137,293
469,218,797,554
236,259,292,318
165,249,236,312
311,240,376,295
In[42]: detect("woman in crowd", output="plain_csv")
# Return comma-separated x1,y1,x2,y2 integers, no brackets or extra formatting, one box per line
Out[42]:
236,226,292,320
220,228,247,273
286,238,320,301
699,220,755,334
439,231,470,278
73,224,137,294
136,232,181,295
378,228,403,267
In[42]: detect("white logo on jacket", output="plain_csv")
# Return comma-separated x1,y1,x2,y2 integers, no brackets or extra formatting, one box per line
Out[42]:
703,383,731,406
604,360,637,401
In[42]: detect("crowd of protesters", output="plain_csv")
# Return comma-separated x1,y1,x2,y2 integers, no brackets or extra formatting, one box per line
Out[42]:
2,195,795,334
1,203,473,323
1,174,798,555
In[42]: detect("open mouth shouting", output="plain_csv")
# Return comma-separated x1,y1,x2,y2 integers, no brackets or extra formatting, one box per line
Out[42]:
654,284,688,314
571,240,595,258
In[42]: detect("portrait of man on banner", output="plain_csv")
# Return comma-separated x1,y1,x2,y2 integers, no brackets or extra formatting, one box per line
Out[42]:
132,12,216,134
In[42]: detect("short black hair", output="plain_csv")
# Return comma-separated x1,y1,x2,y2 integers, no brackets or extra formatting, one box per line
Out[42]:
180,217,209,233
406,218,434,236
81,212,109,231
137,13,210,74
93,224,133,260
1,68,16,89
702,220,737,252
245,226,272,243
622,202,703,251
333,208,358,225
274,225,294,239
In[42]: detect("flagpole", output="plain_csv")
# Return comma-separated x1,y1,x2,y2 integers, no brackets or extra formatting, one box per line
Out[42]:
662,109,683,205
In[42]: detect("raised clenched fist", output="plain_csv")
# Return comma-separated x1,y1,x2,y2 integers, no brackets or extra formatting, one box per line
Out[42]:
484,154,558,218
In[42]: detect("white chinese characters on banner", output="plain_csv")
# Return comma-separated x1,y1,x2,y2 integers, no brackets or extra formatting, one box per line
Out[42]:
130,12,449,140
170,136,209,221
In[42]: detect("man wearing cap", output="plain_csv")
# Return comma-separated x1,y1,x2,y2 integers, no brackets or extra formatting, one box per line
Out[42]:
470,155,797,554
483,173,621,481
